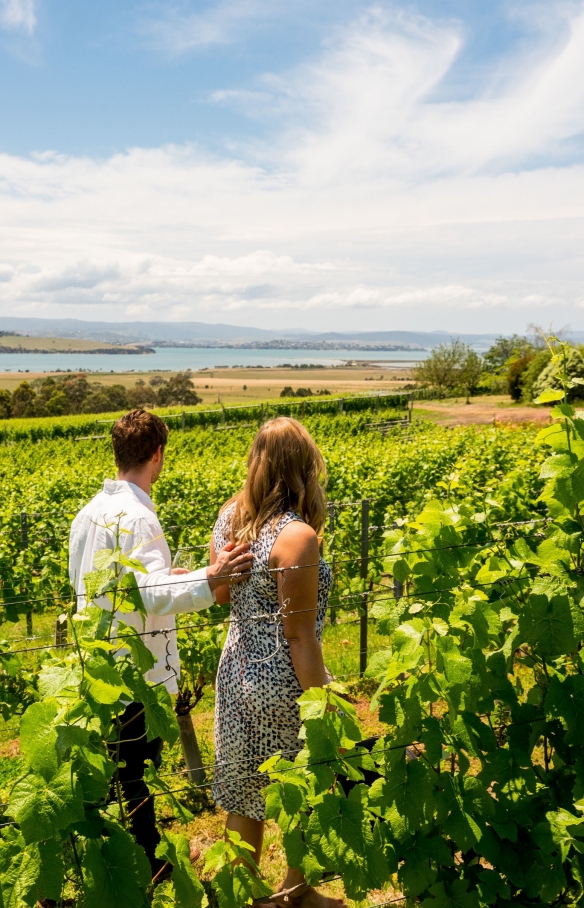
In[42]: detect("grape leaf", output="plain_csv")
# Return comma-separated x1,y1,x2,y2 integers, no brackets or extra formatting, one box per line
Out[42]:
19,699,59,780
82,827,151,908
8,762,85,844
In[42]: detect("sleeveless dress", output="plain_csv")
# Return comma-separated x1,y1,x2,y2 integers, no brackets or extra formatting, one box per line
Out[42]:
212,505,332,820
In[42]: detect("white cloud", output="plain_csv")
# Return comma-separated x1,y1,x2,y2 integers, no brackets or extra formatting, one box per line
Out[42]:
138,0,267,53
2,4,584,332
0,0,36,34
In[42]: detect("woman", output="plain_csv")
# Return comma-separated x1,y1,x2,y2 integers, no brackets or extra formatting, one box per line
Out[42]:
210,417,344,908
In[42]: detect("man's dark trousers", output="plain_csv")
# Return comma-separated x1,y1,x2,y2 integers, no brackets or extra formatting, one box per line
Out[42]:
109,701,165,876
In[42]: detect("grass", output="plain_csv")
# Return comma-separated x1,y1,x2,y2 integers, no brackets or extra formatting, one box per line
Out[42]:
0,335,146,353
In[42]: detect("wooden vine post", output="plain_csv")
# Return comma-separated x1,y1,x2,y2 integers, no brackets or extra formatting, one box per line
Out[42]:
328,502,336,625
360,498,369,676
20,511,33,636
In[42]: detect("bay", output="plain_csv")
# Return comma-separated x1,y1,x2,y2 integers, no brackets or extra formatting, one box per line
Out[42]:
0,347,426,374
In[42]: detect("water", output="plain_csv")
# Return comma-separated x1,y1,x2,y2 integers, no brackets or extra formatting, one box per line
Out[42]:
0,347,427,374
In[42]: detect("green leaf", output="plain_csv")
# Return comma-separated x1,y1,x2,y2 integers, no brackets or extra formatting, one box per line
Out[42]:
264,781,304,834
155,832,205,908
535,390,565,403
545,675,584,744
144,762,193,825
0,838,41,908
37,840,65,902
82,827,151,908
518,592,576,658
116,623,156,673
84,656,132,705
93,548,118,570
421,879,480,908
84,568,114,602
124,669,179,745
38,665,82,699
399,833,453,897
436,637,473,686
8,762,85,843
19,699,59,780
115,573,147,616
118,554,148,574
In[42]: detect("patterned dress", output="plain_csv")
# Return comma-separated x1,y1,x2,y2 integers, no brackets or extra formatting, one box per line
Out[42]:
212,505,332,820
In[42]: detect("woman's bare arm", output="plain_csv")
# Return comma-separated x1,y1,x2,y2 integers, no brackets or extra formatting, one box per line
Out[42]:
271,521,329,690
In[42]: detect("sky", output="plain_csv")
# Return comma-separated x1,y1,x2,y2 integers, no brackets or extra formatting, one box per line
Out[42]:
1,0,584,334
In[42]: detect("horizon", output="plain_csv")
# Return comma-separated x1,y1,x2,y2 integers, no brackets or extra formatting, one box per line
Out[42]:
1,1,584,332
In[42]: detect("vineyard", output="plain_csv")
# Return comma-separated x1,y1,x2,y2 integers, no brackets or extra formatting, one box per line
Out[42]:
0,350,581,908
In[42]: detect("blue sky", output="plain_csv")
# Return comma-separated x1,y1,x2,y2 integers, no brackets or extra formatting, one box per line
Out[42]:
1,0,584,333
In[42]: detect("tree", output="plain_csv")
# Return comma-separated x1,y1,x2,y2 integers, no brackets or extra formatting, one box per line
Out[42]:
44,391,69,416
459,350,483,403
519,349,552,401
61,375,92,413
0,389,11,419
507,355,534,401
11,382,36,418
483,334,533,374
127,381,158,408
157,373,201,406
81,384,129,414
414,340,468,396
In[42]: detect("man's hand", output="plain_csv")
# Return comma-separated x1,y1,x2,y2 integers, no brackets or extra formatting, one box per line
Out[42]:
206,542,253,591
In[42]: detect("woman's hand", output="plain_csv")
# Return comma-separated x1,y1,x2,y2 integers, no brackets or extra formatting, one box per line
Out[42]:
207,542,253,590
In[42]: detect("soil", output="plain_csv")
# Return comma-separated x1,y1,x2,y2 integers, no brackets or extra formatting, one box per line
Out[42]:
413,395,552,427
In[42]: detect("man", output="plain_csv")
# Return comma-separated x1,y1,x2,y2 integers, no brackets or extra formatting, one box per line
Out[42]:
69,408,252,876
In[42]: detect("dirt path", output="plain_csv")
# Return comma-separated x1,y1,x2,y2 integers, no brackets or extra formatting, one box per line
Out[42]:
413,395,552,427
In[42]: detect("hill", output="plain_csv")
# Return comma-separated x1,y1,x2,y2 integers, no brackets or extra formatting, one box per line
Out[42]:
0,335,153,354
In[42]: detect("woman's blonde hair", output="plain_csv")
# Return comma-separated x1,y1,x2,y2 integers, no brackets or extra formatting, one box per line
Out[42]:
222,417,327,542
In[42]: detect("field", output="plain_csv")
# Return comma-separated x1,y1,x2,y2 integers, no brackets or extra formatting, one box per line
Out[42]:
0,362,414,401
0,385,580,908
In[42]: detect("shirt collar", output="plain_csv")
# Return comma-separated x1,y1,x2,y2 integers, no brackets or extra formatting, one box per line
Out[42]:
102,479,156,513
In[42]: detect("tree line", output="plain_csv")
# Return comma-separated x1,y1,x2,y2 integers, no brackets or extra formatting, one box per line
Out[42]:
0,372,202,419
414,332,584,402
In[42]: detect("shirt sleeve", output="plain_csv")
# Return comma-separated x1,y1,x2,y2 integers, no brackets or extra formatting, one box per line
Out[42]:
126,517,214,616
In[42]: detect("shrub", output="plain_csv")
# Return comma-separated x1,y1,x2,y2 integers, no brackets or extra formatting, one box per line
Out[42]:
0,389,11,419
157,373,202,406
533,346,584,402
519,349,552,401
11,382,36,418
506,354,534,401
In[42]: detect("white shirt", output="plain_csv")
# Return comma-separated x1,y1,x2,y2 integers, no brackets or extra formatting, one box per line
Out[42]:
69,479,214,693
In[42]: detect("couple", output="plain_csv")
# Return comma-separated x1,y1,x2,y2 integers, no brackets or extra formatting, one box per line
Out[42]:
69,408,342,908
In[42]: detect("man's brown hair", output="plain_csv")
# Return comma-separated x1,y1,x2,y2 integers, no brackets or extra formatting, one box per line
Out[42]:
112,409,169,472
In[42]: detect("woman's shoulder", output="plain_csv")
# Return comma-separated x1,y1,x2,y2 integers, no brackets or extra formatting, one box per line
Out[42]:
271,517,319,565
274,514,318,544
214,501,236,536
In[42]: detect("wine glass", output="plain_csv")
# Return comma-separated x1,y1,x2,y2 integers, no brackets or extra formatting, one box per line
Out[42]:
172,546,209,571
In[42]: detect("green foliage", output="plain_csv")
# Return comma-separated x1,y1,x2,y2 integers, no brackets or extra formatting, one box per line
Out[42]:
0,372,201,421
534,345,584,402
157,373,202,407
506,354,534,401
414,341,483,398
519,348,553,401
261,336,584,906
0,402,555,906
482,335,534,374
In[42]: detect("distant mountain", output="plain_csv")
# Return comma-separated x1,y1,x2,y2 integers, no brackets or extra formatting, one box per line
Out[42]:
3,317,574,350
0,317,280,344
